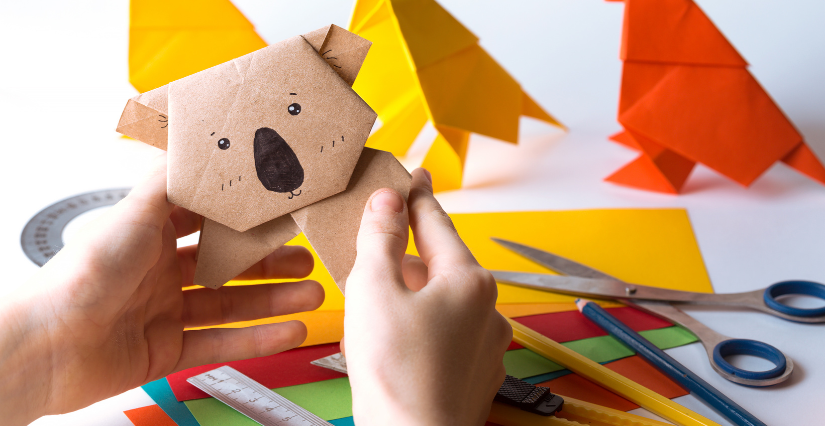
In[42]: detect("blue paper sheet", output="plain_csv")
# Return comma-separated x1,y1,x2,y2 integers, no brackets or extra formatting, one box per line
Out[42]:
142,377,201,426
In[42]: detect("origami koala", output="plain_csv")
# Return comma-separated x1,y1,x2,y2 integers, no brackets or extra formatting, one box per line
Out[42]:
116,24,411,292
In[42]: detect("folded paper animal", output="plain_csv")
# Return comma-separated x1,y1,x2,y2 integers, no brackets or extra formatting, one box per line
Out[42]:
117,24,412,291
606,0,825,194
349,0,564,192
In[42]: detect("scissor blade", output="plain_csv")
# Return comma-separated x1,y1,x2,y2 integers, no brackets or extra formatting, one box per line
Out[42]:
491,271,633,300
491,238,616,279
491,271,707,303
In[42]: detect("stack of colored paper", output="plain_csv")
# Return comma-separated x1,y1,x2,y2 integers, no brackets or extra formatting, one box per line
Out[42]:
126,209,712,426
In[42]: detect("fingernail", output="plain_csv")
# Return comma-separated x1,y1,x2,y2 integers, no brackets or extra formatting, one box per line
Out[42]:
422,168,432,184
370,190,403,213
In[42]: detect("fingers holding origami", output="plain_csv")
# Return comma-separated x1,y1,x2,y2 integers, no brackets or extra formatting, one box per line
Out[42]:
292,148,412,294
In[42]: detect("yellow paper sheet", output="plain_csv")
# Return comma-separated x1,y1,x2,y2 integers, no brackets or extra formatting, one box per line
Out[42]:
217,208,710,318
186,301,619,347
443,209,714,304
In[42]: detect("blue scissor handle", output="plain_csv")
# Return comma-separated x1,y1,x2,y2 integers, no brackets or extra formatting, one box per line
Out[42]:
763,280,825,319
712,339,787,381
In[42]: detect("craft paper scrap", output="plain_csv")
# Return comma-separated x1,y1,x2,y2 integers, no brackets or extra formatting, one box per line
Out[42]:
167,344,346,402
503,327,698,379
606,0,825,193
185,377,353,425
223,208,712,313
349,0,564,192
119,22,416,291
123,404,178,426
141,378,201,426
129,0,267,93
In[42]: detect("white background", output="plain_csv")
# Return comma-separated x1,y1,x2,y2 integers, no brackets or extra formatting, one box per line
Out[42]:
1,0,823,425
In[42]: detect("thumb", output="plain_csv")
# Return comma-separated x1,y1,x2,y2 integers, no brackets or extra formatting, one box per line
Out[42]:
348,189,410,296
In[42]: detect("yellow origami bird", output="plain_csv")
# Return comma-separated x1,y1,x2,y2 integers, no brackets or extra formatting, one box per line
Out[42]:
349,0,564,191
128,0,266,92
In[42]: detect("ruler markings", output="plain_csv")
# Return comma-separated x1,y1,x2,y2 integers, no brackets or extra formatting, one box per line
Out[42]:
188,366,332,426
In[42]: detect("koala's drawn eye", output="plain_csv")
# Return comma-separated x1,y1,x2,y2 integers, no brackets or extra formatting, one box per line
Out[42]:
218,138,231,150
288,103,301,116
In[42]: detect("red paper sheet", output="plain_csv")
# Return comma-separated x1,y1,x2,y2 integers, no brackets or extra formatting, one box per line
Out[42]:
124,404,178,426
167,343,345,402
507,306,672,350
538,355,689,411
167,307,672,402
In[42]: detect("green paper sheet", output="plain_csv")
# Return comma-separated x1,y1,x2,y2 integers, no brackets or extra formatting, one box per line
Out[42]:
184,327,697,425
505,326,698,379
185,377,352,425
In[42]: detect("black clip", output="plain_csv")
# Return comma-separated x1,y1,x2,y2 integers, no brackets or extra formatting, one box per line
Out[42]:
495,375,564,416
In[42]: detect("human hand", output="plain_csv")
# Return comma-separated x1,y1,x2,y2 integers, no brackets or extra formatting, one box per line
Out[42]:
0,154,324,425
343,169,512,426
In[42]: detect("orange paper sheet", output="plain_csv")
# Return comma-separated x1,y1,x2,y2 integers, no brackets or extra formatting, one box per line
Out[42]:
124,404,178,426
606,0,825,193
538,355,689,412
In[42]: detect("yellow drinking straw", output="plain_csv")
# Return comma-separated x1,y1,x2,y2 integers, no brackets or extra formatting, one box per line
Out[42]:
507,318,721,426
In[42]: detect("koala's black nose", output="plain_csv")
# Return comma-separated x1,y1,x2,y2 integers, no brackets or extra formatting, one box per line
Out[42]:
254,127,304,193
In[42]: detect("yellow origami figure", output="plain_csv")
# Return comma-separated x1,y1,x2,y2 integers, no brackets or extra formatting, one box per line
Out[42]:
128,0,266,92
350,0,564,191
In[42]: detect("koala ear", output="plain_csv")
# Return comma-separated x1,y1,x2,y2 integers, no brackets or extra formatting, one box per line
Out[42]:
302,24,372,86
116,85,169,150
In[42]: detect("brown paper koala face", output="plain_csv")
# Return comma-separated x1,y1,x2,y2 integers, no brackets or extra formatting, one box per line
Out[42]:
117,25,376,232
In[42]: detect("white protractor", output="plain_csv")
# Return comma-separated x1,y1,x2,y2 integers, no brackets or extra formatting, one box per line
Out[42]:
187,366,332,426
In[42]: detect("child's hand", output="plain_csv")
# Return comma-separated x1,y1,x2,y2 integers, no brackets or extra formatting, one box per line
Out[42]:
344,169,513,426
0,155,323,425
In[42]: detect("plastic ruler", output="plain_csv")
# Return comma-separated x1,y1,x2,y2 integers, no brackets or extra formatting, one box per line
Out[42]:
187,366,332,426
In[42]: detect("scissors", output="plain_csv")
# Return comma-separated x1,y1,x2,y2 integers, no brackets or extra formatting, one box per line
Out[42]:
490,238,825,387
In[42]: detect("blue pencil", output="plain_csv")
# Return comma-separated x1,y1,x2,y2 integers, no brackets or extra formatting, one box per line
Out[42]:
575,299,766,426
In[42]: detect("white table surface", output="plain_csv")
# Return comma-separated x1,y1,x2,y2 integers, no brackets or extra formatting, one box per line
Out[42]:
1,1,823,425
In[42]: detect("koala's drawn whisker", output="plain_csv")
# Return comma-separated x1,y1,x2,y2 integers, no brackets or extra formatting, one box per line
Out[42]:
331,64,342,69
325,56,338,60
239,176,241,181
211,132,216,136
321,146,324,152
222,184,224,191
332,140,335,147
321,49,332,56
230,180,232,186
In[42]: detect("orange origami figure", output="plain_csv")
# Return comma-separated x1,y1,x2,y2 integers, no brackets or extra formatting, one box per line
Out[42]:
606,0,825,193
